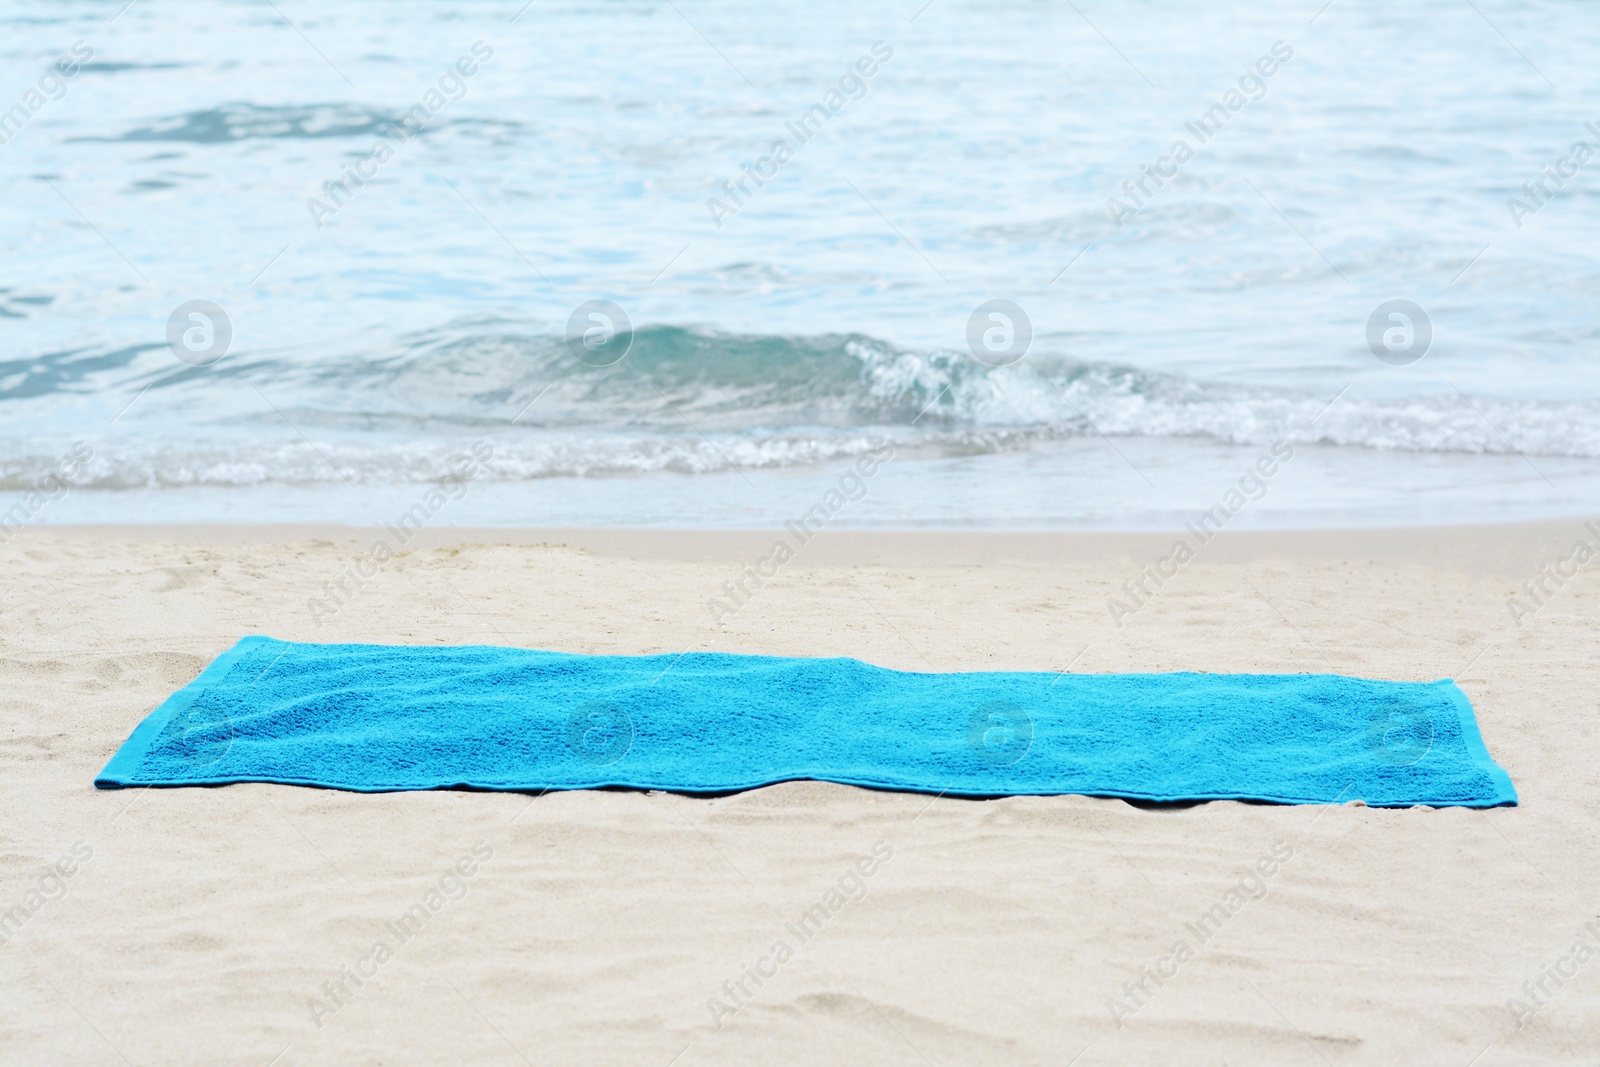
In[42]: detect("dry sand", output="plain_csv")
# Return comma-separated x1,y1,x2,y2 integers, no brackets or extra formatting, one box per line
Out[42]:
1,522,1596,1065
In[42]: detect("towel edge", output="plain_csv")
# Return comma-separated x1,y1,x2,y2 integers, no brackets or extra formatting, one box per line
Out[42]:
89,772,1515,808
1437,677,1519,806
94,635,278,789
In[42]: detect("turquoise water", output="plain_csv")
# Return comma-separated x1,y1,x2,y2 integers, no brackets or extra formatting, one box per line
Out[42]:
2,0,1597,527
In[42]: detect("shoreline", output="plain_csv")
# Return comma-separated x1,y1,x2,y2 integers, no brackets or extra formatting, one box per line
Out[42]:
14,515,1599,571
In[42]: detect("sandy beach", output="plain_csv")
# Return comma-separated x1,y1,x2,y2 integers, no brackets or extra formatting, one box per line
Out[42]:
8,0,1599,1059
1,520,1595,1065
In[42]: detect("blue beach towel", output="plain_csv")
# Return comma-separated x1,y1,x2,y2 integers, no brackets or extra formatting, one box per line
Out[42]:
95,636,1517,807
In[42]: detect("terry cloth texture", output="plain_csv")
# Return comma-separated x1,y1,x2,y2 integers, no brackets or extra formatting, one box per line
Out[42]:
95,637,1517,807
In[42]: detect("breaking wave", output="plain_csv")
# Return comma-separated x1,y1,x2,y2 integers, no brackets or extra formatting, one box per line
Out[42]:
3,323,1598,490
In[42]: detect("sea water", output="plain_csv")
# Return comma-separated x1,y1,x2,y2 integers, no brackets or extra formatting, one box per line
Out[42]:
2,0,1596,528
